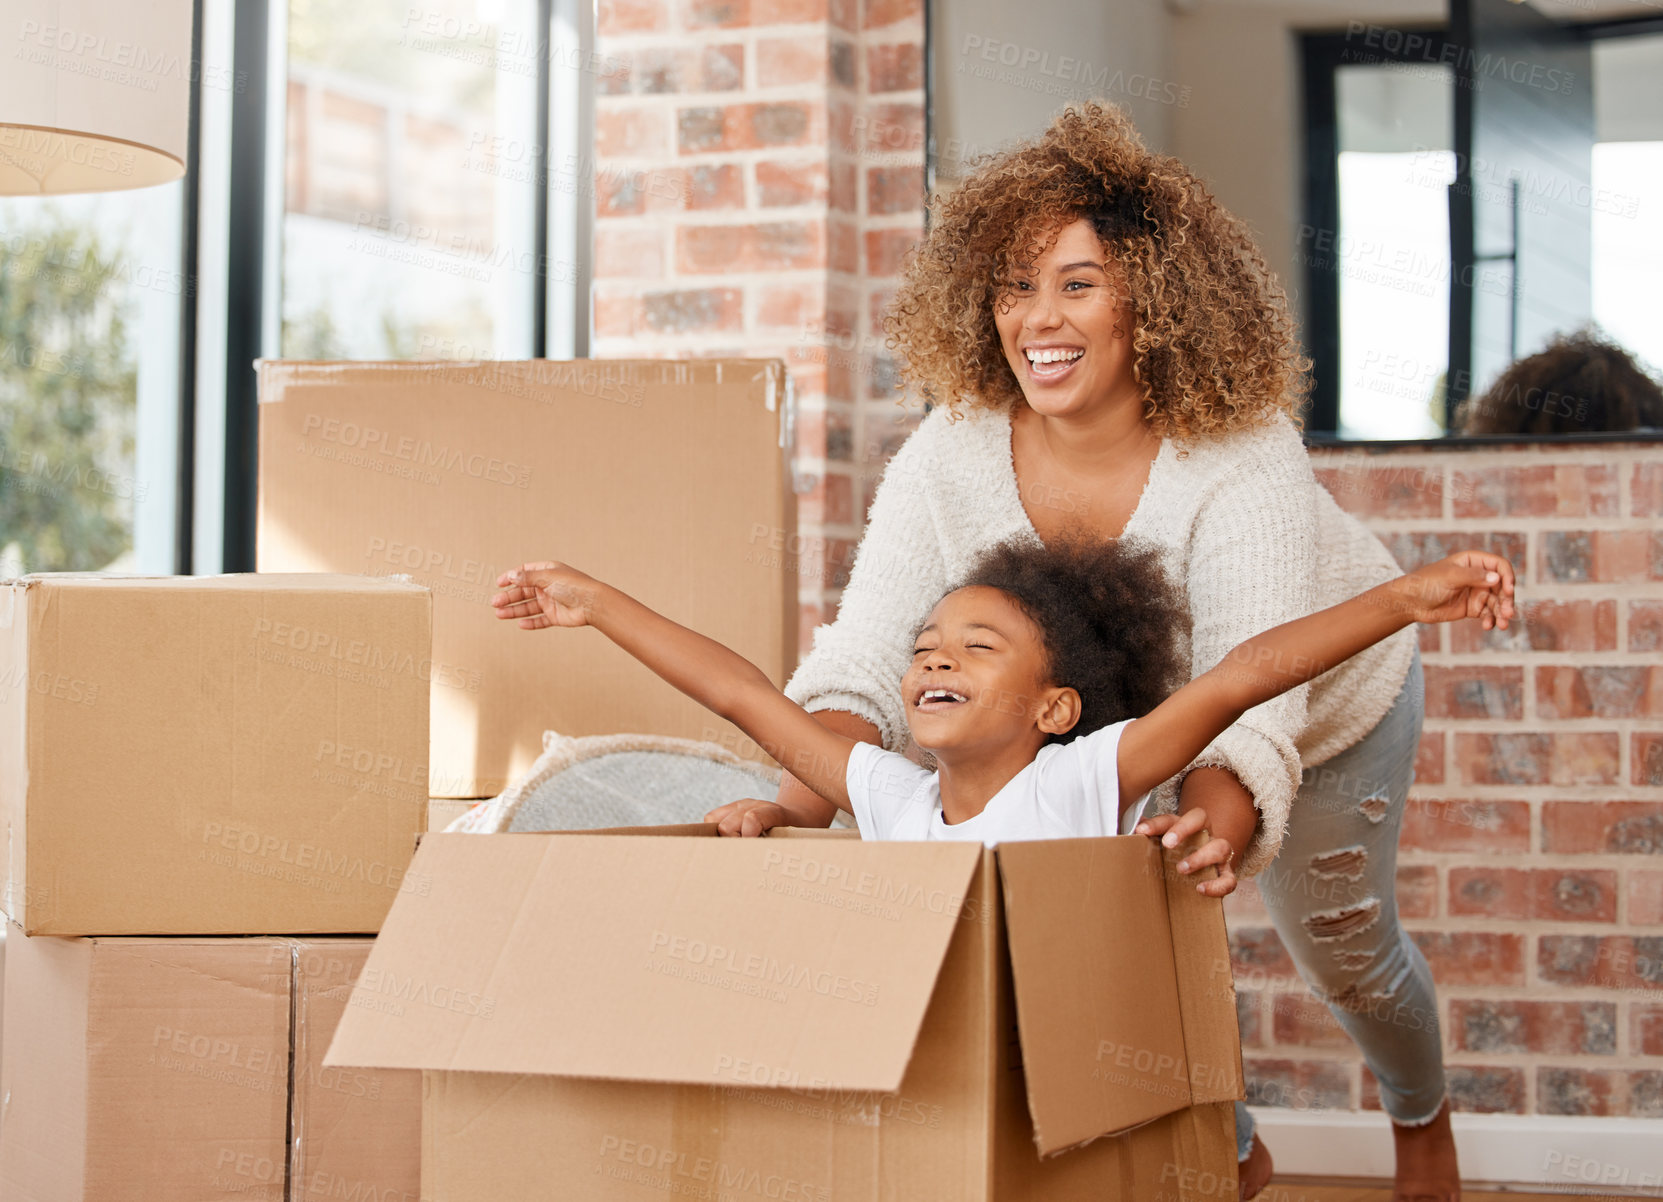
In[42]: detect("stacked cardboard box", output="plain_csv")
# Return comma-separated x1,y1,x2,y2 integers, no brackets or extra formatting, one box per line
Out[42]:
0,574,431,1199
0,358,801,1198
0,573,430,935
2,934,421,1202
255,358,799,802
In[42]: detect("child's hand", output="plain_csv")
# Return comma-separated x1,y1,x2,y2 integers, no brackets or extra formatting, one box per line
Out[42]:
1394,552,1516,631
491,562,598,629
705,798,792,837
1133,810,1241,898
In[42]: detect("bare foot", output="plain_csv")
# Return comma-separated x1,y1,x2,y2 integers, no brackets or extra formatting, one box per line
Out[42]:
1391,1097,1461,1202
1238,1132,1273,1200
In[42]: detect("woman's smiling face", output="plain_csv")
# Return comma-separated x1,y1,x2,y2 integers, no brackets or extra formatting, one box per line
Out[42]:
992,217,1140,420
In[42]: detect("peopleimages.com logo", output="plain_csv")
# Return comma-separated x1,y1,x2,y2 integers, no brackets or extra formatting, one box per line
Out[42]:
299,414,532,488
252,616,483,693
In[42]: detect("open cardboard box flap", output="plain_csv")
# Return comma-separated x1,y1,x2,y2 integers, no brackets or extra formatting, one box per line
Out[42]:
326,832,981,1092
998,836,1243,1156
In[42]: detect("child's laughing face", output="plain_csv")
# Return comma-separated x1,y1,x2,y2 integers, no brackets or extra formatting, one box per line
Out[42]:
901,586,1080,759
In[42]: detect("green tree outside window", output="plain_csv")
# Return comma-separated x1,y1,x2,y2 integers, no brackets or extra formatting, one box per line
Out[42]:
0,220,138,573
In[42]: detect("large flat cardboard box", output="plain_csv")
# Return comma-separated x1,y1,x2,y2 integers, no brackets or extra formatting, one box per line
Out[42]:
327,828,1244,1201
0,574,430,936
257,360,798,799
0,933,420,1202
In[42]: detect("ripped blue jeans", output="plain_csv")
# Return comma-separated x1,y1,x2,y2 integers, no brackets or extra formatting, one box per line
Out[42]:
1236,648,1443,1159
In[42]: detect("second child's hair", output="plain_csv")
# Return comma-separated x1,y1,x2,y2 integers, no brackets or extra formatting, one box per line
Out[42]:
958,536,1189,742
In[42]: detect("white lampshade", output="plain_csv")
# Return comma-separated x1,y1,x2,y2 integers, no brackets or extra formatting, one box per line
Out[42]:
0,0,193,195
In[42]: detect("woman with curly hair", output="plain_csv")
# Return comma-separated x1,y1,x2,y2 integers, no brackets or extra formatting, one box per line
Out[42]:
707,100,1458,1201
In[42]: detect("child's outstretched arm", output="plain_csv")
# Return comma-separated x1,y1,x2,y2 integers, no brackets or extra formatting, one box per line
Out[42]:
1118,551,1515,805
491,562,857,813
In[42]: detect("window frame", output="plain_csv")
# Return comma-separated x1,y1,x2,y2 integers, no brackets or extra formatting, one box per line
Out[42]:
3,2,591,576
1299,14,1663,446
1297,24,1452,439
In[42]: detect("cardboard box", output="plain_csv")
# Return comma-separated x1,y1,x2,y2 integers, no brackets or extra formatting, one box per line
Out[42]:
0,933,290,1201
0,933,420,1202
256,360,798,799
327,828,1243,1201
426,797,477,832
292,940,424,1202
0,573,430,936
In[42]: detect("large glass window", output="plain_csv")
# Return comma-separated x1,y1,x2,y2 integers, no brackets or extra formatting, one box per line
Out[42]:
1334,65,1455,439
280,0,541,360
0,183,183,574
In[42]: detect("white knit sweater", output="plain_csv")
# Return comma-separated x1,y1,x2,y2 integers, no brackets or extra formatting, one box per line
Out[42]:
784,405,1416,876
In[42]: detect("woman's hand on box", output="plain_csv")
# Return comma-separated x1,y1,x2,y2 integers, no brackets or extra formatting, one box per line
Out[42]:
1134,811,1240,898
491,562,598,629
706,797,791,837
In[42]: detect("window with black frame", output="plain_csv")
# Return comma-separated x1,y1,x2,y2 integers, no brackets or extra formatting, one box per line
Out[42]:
0,4,197,576
1301,2,1663,442
1,1,588,576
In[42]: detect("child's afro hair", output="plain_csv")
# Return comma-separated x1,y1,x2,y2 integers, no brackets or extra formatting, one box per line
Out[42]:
958,536,1190,742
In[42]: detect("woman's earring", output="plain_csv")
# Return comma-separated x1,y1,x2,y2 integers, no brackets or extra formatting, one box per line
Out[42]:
1112,321,1126,340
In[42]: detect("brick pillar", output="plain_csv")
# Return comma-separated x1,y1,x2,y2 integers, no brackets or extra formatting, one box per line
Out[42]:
592,0,926,661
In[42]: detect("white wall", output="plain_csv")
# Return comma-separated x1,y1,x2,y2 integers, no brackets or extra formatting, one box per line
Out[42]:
1596,34,1663,143
930,0,1175,178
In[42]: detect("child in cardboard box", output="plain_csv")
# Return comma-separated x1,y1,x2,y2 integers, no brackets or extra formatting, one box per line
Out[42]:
491,537,1513,895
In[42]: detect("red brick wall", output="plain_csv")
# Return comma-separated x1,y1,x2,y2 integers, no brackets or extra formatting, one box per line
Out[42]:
1232,442,1663,1119
591,0,927,651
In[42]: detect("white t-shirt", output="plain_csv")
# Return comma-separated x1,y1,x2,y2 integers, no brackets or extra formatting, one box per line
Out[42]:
845,719,1151,846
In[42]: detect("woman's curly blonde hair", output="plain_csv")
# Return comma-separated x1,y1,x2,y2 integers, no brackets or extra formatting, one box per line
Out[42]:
885,101,1310,440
